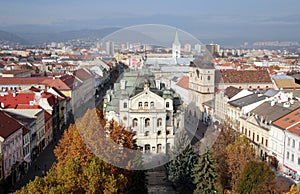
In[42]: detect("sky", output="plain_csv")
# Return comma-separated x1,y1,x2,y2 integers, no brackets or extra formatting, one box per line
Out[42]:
1,0,300,44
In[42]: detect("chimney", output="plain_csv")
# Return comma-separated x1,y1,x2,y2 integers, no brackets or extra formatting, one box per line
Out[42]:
270,101,275,106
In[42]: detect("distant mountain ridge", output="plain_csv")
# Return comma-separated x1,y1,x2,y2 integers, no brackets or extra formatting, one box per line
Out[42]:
0,30,27,44
0,27,120,45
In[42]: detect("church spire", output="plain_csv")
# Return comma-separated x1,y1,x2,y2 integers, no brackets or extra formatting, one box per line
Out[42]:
172,30,181,59
173,30,180,46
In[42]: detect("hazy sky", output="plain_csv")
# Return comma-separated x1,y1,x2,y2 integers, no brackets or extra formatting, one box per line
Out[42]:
1,0,300,43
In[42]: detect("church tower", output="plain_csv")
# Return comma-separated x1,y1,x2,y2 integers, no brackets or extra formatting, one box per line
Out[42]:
189,61,215,117
172,31,181,59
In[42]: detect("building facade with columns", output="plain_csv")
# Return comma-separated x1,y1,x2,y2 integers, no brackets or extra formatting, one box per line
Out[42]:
103,69,183,155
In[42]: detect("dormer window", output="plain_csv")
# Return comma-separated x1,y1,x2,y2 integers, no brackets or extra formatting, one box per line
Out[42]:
150,101,154,108
138,102,142,109
166,102,170,108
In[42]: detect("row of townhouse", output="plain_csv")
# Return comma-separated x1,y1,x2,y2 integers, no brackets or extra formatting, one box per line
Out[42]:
0,68,99,184
213,85,300,181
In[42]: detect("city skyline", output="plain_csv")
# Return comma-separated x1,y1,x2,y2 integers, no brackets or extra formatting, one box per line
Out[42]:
1,0,300,46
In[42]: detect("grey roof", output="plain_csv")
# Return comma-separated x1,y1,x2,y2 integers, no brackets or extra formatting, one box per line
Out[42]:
203,99,215,109
264,90,280,97
250,101,292,122
229,93,266,108
104,68,182,113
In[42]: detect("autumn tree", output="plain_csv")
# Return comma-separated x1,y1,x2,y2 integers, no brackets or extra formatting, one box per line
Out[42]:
192,149,218,194
235,161,275,194
287,183,300,194
211,122,239,190
226,136,257,191
15,108,146,194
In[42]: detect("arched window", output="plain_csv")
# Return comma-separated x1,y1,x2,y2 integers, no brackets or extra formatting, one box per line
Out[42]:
157,130,162,136
157,118,162,127
196,69,200,78
145,131,150,136
157,144,162,153
145,118,150,127
138,102,142,109
133,118,138,127
144,102,148,108
208,75,210,80
150,101,154,108
166,102,170,108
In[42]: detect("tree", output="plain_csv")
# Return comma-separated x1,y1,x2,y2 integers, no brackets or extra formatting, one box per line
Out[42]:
236,161,275,194
287,183,300,194
192,149,218,194
166,131,197,184
15,109,147,194
211,123,239,190
226,136,257,191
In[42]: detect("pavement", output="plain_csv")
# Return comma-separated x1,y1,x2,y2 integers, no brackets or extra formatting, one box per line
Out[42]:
147,166,177,194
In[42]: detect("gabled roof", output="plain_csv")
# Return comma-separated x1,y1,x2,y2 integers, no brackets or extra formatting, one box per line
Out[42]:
74,68,93,81
176,76,189,89
0,110,23,139
229,93,266,108
273,107,300,129
250,102,292,123
218,69,272,84
224,86,243,99
59,74,82,89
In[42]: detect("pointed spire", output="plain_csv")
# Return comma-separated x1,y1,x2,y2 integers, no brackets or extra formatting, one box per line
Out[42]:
173,30,180,45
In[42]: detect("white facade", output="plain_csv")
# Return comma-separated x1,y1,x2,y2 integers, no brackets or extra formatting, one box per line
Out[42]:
118,83,178,154
284,126,300,180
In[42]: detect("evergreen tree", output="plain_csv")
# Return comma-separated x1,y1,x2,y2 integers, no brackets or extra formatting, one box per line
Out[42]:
192,149,218,194
166,131,197,184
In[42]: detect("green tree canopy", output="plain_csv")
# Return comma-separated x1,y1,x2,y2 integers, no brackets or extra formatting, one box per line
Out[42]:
236,161,275,194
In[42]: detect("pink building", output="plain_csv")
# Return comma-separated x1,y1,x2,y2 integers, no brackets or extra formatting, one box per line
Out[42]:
0,111,23,180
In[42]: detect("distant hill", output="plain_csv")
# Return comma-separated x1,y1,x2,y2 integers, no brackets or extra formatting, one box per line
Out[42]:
10,27,120,45
0,30,27,44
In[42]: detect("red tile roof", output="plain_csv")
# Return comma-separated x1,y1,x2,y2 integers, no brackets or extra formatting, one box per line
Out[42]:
0,93,36,108
219,69,272,83
176,76,189,89
224,86,243,99
287,123,300,136
0,110,23,139
74,68,93,81
273,107,300,129
0,77,50,85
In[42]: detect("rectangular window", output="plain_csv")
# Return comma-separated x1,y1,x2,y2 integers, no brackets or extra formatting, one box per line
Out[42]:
262,137,264,145
257,134,259,142
287,151,290,159
288,138,291,146
266,139,268,147
293,139,295,148
298,157,300,165
292,154,294,162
